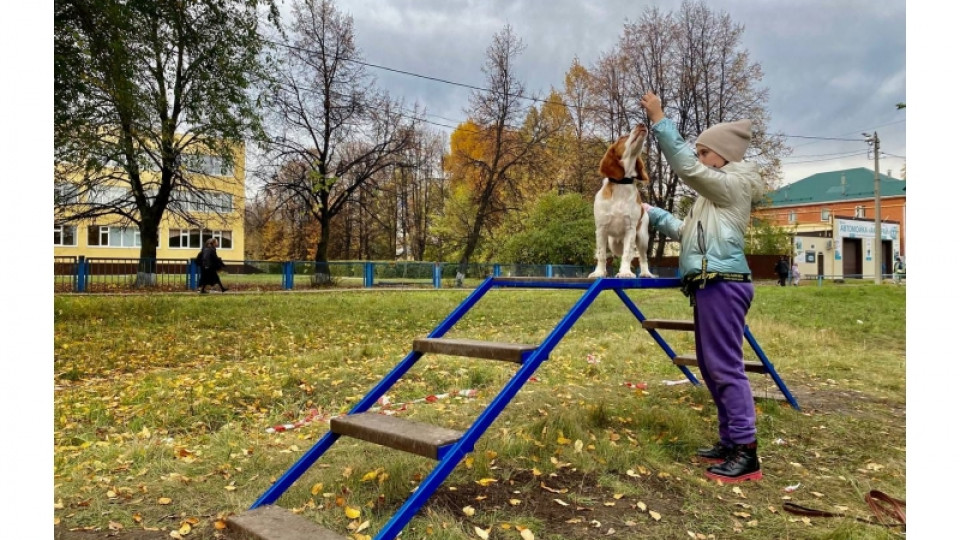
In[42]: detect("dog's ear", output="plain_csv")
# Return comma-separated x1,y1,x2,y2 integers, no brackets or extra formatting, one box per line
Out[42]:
636,155,650,184
599,137,627,179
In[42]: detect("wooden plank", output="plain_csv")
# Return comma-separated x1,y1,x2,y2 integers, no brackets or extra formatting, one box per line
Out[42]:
751,389,788,402
330,412,463,460
641,319,696,331
227,505,344,540
672,355,767,374
413,337,537,363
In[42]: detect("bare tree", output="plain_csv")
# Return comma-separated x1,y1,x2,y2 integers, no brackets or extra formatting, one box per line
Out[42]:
257,0,414,282
451,25,559,269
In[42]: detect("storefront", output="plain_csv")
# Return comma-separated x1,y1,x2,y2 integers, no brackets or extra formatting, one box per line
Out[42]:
793,217,900,279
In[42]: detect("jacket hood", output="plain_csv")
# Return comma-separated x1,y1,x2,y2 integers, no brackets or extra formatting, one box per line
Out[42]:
725,160,765,202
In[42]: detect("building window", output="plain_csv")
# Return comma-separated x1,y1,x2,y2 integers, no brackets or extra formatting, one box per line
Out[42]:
54,225,77,246
168,228,233,249
55,183,79,204
788,211,797,223
180,154,235,177
87,186,130,205
854,205,865,218
169,190,233,213
820,208,831,221
87,225,141,247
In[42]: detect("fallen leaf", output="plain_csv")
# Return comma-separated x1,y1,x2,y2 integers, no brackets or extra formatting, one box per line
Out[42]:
649,511,661,521
462,506,476,517
509,499,521,506
474,526,490,539
520,529,535,540
178,522,192,535
553,499,569,506
733,511,751,518
574,440,583,453
157,497,172,505
476,478,498,487
344,506,361,519
214,521,227,530
311,483,324,496
637,501,647,512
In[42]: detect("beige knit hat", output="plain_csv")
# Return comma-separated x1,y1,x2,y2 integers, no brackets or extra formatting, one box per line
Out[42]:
695,119,752,162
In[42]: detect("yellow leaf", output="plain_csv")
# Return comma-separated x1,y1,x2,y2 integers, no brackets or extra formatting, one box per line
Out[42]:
214,521,227,530
649,511,661,521
521,529,535,540
553,499,569,506
178,522,192,535
345,506,361,519
158,497,172,505
485,450,498,459
169,532,183,539
574,439,583,453
613,494,624,500
637,501,647,512
476,478,497,487
532,467,542,477
311,483,324,496
474,526,490,539
557,431,571,445
462,506,476,516
355,521,370,532
509,499,521,506
361,469,381,482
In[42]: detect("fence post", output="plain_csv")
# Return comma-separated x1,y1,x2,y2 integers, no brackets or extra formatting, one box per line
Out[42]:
493,264,501,277
283,262,293,290
433,263,442,289
546,264,553,278
76,256,87,293
187,259,197,290
364,262,373,288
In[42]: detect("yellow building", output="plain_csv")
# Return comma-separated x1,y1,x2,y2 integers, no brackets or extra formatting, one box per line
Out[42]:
54,144,246,261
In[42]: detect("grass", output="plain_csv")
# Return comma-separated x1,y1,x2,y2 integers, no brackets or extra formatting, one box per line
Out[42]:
54,281,906,539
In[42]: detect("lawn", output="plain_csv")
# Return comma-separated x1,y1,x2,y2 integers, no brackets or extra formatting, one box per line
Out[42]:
54,281,906,539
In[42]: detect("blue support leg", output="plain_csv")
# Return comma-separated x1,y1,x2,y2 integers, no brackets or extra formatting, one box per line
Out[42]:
744,325,800,410
613,289,699,385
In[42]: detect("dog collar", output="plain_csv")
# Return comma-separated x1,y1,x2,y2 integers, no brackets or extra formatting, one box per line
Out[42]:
607,177,635,184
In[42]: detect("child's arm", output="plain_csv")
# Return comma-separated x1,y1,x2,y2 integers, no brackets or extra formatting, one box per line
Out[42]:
651,118,736,206
643,203,683,241
640,92,738,207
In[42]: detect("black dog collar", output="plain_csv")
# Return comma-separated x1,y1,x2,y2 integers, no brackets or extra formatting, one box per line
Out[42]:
607,177,635,184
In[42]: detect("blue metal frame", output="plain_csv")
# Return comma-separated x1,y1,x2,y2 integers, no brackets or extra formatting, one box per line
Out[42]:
247,275,796,538
612,289,699,385
744,325,800,410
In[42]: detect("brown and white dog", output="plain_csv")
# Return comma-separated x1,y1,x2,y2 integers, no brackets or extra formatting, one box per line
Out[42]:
587,125,655,279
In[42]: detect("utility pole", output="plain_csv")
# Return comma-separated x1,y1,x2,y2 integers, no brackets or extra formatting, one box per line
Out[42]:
864,132,882,284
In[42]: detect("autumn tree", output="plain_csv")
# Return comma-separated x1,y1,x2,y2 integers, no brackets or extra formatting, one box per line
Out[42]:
448,25,560,269
54,0,279,282
257,0,414,282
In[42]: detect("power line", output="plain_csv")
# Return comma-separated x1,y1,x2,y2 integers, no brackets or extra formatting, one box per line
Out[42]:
265,39,904,150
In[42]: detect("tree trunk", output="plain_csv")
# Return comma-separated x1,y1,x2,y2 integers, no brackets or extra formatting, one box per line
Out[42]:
136,218,160,287
312,213,332,285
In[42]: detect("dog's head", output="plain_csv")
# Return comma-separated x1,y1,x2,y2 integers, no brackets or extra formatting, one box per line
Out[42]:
598,124,649,182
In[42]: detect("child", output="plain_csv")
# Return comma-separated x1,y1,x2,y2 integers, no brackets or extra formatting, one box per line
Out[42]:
791,260,801,286
639,92,765,483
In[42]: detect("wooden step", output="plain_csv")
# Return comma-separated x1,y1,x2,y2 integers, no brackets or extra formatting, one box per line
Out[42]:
227,505,343,540
751,389,788,402
330,412,464,459
413,337,537,363
641,319,695,331
672,354,768,374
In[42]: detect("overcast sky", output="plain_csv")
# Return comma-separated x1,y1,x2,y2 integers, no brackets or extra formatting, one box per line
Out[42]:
290,0,906,186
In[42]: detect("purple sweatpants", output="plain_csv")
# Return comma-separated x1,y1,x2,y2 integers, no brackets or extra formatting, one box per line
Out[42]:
693,280,756,445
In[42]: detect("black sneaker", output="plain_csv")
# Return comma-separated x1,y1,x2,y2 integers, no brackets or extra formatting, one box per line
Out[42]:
696,442,734,464
705,442,762,483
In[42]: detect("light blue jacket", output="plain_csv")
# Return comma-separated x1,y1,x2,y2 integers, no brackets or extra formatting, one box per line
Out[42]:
645,118,765,278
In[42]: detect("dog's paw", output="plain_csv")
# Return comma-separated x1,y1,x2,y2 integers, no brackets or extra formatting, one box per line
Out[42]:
587,270,606,279
615,271,636,278
638,271,657,278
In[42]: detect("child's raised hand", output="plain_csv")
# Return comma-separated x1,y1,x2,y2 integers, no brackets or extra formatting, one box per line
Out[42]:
640,92,664,124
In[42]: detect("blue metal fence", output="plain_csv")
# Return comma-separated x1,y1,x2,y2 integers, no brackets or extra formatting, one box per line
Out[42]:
54,258,685,293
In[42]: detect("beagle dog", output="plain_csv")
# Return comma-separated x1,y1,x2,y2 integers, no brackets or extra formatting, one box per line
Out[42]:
587,124,655,279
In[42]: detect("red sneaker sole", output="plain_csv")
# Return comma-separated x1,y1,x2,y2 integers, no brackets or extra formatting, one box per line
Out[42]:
704,469,763,483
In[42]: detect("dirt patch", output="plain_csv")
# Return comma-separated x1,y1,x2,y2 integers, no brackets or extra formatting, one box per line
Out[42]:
54,528,191,540
426,468,685,539
768,382,905,417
